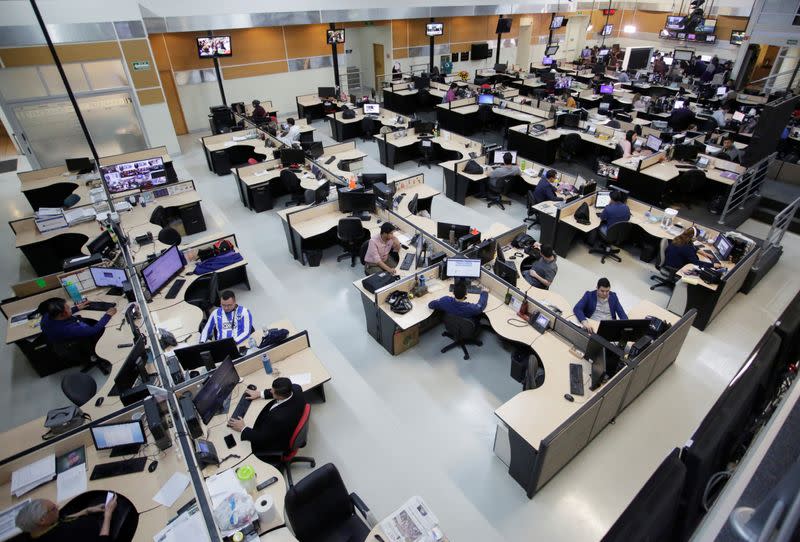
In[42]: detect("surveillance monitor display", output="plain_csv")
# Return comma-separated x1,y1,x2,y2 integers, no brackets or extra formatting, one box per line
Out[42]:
598,49,609,57
646,135,663,152
197,36,232,58
595,190,612,208
542,56,554,66
714,234,734,260
141,245,184,295
598,102,610,114
193,357,240,424
730,30,745,45
545,45,559,56
493,150,517,164
716,86,727,96
446,258,481,278
478,94,494,105
601,24,613,36
673,49,694,61
665,16,685,30
426,23,444,36
599,84,614,95
582,48,592,58
363,103,380,115
673,100,685,109
697,19,716,33
326,29,345,44
100,157,166,194
90,266,127,288
550,16,564,29
700,54,712,62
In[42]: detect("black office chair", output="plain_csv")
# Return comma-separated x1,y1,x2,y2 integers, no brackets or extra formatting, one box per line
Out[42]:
61,372,97,407
184,272,219,314
589,221,634,263
358,240,371,275
478,105,491,133
650,238,680,291
559,133,581,161
280,169,305,207
361,116,377,141
157,227,182,246
48,335,111,375
337,218,367,267
613,143,625,160
440,313,483,360
523,189,539,228
417,141,434,169
255,403,315,487
284,463,373,542
671,169,707,209
149,205,168,228
487,176,512,210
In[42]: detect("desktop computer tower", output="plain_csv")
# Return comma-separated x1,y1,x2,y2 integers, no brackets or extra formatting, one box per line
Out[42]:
144,396,172,451
180,394,203,439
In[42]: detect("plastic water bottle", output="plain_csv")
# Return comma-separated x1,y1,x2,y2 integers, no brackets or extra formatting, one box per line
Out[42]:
64,281,82,304
419,275,426,289
262,352,273,375
247,336,257,352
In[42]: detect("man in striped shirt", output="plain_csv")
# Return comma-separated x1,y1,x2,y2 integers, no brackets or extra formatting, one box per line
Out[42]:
200,290,254,344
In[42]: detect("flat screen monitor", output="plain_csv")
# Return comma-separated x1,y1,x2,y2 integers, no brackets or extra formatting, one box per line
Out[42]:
471,43,490,60
338,191,376,214
599,84,614,95
598,49,609,57
193,357,240,425
714,234,734,260
700,54,713,62
698,19,716,33
66,157,93,173
90,266,126,288
673,49,693,61
542,56,554,66
646,134,663,152
111,336,147,396
598,102,610,114
550,16,564,29
663,56,674,66
673,100,685,109
705,35,717,43
363,103,380,115
496,18,512,34
595,190,611,208
586,335,624,387
687,33,697,41
716,86,727,96
174,337,241,371
493,259,517,284
360,173,386,188
437,222,470,241
665,15,685,30
141,245,184,295
88,230,115,257
326,29,345,44
493,150,517,164
494,63,507,73
280,148,305,167
581,48,592,58
555,76,572,89
446,258,481,278
100,157,167,194
730,30,745,45
318,86,336,99
478,94,494,105
476,239,497,265
91,420,146,451
545,45,559,56
597,319,652,343
426,23,444,36
601,24,613,36
197,36,232,58
732,111,745,122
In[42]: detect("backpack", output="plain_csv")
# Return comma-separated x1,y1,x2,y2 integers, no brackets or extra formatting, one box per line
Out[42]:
342,107,356,119
511,233,535,250
463,159,484,175
387,291,412,314
574,202,591,225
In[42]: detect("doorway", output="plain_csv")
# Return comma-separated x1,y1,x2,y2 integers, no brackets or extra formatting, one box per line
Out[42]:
373,43,385,93
565,16,588,56
342,25,391,96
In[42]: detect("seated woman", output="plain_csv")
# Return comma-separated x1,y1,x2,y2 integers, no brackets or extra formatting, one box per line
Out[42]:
663,227,721,270
15,495,117,542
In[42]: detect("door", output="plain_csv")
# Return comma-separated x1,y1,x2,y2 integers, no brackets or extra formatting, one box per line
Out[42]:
373,43,385,92
565,16,588,56
160,69,188,135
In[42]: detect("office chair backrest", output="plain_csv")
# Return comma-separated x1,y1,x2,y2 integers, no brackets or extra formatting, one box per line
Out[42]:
562,133,581,153
157,227,182,247
283,403,311,461
149,205,167,227
285,463,355,541
337,217,365,242
280,169,301,192
678,169,707,191
656,238,669,268
61,372,97,407
604,220,635,245
442,312,479,342
489,175,513,194
613,144,624,160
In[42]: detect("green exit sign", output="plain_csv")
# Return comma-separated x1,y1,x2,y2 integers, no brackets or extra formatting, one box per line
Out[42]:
132,61,150,71
788,39,798,45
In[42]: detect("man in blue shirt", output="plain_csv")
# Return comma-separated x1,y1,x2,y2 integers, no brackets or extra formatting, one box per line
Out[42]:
573,277,628,333
200,290,254,345
428,281,488,320
533,170,563,204
599,190,631,235
40,297,116,373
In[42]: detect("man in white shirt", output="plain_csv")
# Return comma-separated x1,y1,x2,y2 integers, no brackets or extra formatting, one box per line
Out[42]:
200,290,254,344
711,105,727,128
278,117,301,146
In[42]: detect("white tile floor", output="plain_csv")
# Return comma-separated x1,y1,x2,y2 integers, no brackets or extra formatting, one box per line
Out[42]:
1,120,799,541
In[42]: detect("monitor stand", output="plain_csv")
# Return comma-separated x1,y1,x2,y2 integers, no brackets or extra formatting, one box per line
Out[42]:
109,443,142,457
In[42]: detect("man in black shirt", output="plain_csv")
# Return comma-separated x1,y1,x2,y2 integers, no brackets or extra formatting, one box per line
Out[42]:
669,105,696,131
16,495,117,541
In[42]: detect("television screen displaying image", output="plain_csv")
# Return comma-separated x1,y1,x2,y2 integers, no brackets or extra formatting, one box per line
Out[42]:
600,84,614,95
551,16,564,29
697,19,716,33
101,158,167,194
687,33,697,41
706,35,717,43
426,23,444,36
730,30,745,45
665,16,685,30
545,45,559,56
542,56,554,65
326,29,345,44
601,24,613,36
197,36,232,58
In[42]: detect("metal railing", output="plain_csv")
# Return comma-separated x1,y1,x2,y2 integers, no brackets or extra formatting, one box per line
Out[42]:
763,196,800,250
718,152,775,225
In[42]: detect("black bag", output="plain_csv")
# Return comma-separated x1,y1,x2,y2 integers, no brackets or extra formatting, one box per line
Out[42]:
342,107,356,119
363,272,399,293
463,159,484,175
387,291,412,314
574,202,591,225
511,233,535,250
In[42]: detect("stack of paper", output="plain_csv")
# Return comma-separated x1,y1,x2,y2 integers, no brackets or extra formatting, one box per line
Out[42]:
11,454,55,498
0,500,31,542
56,464,87,503
64,207,96,225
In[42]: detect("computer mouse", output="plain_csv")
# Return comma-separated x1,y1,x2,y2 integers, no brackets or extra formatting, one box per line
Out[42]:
564,394,575,402
247,384,257,391
94,397,104,407
148,461,158,473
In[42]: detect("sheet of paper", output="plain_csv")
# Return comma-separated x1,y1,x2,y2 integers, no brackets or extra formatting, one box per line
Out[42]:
153,508,211,542
56,464,87,503
11,454,55,497
0,500,31,542
288,373,311,386
159,319,183,332
205,469,244,508
153,472,190,507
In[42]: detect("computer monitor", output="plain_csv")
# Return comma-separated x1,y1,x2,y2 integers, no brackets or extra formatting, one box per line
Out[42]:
494,63,507,73
732,111,745,122
474,239,497,265
193,357,240,425
100,157,167,194
87,230,116,257
601,24,613,36
598,49,609,57
542,56,554,66
559,113,580,129
495,242,506,263
360,173,387,188
585,335,623,389
90,267,127,289
550,16,564,29
66,157,93,173
458,232,481,251
555,77,572,90
437,222,471,241
646,135,663,152
493,260,517,284
716,86,727,96
338,191,376,215
412,75,430,90
599,84,614,95
363,103,380,115
91,420,146,456
318,86,336,98
408,193,419,216
673,49,693,62
302,141,324,159
595,190,611,208
493,150,517,164
124,303,141,342
673,99,685,109
478,94,494,105
545,45,559,56
446,258,481,278
663,57,674,66
714,234,734,260
665,15,685,30
174,337,241,371
598,102,610,114
141,245,185,296
730,30,745,45
416,121,434,135
110,336,148,397
700,54,712,62
197,36,232,58
597,319,652,344
414,233,426,268
280,148,305,167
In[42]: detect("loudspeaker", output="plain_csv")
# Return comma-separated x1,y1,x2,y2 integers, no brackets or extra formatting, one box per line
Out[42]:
120,384,150,406
180,394,203,439
144,396,172,451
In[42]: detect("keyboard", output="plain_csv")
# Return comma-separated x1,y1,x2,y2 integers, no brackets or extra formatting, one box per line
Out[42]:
84,301,116,312
165,278,186,299
448,284,483,295
399,253,415,271
232,394,253,419
570,363,585,396
89,457,147,480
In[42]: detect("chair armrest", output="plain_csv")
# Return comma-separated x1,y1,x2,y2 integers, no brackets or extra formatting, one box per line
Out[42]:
350,492,377,527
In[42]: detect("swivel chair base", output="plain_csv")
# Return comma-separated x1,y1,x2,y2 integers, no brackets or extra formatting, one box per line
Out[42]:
649,273,678,291
441,331,482,360
487,196,511,210
589,245,622,263
337,251,358,267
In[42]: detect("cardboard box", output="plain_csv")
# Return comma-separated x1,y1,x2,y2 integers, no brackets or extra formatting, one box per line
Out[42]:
393,326,419,354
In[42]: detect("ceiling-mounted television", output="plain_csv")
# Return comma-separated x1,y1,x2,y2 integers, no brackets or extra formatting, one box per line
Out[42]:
326,28,345,44
551,16,564,29
496,18,512,34
426,22,444,36
730,30,745,45
665,16,685,30
197,36,232,58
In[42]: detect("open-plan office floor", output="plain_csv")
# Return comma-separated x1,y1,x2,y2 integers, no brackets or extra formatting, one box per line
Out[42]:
1,117,799,541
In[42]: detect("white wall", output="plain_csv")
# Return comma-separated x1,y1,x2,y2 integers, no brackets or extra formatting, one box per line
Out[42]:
138,102,181,155
345,26,391,92
396,44,518,77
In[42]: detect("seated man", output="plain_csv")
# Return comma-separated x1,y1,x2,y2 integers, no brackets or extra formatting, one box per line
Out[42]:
15,495,117,542
278,117,301,146
533,169,564,204
715,135,742,163
200,290,254,344
523,244,558,290
40,298,116,373
228,377,307,456
574,277,628,332
599,190,631,235
482,152,521,197
428,281,488,320
364,222,401,275
251,99,267,120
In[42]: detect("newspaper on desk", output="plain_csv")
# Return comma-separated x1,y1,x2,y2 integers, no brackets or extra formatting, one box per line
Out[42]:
379,496,440,542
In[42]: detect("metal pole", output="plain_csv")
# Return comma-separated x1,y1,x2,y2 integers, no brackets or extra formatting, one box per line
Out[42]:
429,17,435,73
602,1,612,48
330,23,341,89
208,31,227,106
496,16,503,65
